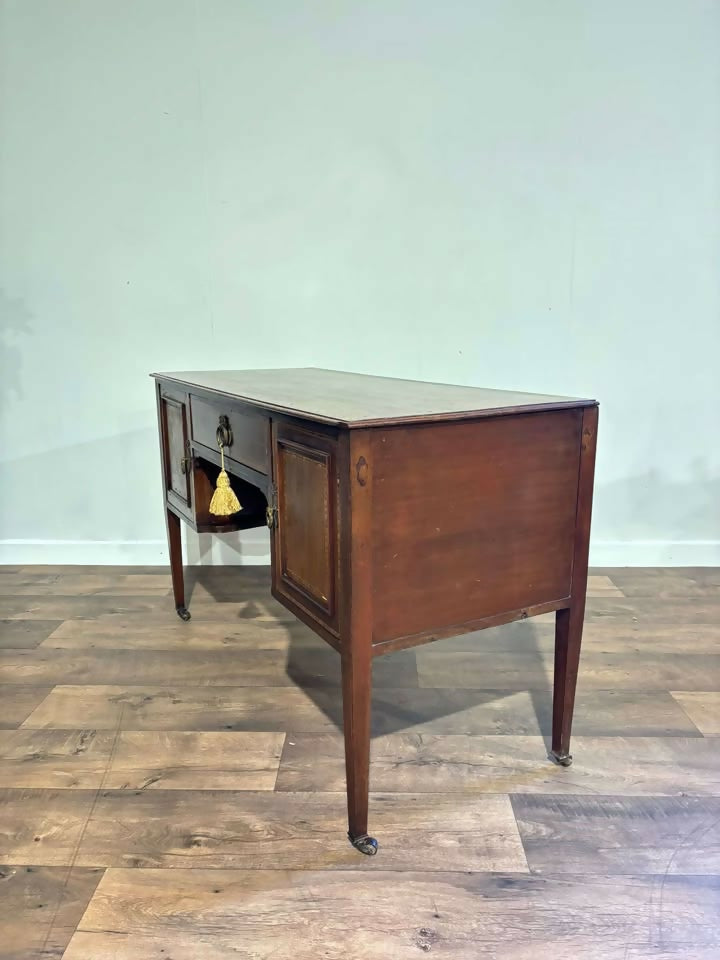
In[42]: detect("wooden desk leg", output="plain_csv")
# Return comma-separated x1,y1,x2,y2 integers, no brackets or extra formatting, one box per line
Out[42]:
342,430,376,854
341,644,376,855
550,404,598,766
551,605,582,764
166,508,190,621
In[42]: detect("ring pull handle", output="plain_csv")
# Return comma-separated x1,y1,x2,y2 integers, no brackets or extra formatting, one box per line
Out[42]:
216,415,233,448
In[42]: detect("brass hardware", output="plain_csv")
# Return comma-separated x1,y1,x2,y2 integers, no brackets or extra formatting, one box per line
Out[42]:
266,483,278,529
180,441,192,475
216,415,233,448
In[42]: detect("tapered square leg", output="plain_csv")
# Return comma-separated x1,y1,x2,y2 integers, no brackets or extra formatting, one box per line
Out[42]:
550,404,598,767
341,648,376,855
551,604,582,765
166,508,190,621
342,430,377,854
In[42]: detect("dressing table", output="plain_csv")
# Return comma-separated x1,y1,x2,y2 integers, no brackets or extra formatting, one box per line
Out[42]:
152,368,598,855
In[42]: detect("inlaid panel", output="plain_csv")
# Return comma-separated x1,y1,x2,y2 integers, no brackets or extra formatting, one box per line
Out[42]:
160,391,191,510
271,423,339,633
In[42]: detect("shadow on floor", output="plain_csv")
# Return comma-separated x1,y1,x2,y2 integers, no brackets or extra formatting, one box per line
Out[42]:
186,565,555,743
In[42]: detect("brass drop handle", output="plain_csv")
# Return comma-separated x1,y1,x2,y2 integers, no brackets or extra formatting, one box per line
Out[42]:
266,483,278,530
216,415,233,448
180,441,192,475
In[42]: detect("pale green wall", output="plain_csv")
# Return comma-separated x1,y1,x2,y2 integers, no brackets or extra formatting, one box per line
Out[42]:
1,0,719,564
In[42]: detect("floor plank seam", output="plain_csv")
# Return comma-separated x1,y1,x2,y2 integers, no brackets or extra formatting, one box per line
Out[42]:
37,707,126,956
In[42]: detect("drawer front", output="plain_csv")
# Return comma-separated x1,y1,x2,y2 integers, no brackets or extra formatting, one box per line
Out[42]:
190,395,268,475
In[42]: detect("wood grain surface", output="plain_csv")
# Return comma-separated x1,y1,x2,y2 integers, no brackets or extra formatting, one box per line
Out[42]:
370,411,581,645
0,564,717,959
670,691,720,735
0,864,103,960
62,868,719,960
152,368,595,428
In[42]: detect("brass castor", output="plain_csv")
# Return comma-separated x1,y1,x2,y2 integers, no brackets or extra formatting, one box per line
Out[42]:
176,605,191,622
549,750,573,767
348,832,378,856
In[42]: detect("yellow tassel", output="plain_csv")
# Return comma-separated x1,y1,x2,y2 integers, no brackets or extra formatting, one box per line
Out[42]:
209,446,242,517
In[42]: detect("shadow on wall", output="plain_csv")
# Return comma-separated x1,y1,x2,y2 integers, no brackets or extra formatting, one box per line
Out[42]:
0,424,268,565
0,288,32,409
0,418,265,564
0,426,163,542
593,463,720,543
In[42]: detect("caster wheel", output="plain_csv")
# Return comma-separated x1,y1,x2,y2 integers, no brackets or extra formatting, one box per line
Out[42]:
348,832,378,856
176,606,191,622
549,750,573,767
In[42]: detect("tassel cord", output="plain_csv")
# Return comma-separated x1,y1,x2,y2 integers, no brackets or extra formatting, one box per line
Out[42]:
209,443,242,517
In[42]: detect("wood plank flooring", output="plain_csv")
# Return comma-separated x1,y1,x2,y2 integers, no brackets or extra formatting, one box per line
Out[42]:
0,565,718,959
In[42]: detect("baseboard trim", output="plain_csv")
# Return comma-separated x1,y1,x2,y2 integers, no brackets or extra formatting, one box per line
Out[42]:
0,538,717,567
0,534,272,566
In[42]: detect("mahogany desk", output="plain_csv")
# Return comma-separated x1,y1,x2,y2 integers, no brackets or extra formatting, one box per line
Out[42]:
152,368,598,855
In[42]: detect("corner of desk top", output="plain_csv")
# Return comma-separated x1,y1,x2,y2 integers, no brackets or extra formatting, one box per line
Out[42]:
344,397,599,430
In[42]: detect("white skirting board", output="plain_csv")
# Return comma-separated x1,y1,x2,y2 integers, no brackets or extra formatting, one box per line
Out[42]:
0,529,272,567
0,537,718,567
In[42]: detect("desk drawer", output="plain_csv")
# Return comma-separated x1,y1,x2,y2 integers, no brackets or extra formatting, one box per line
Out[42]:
190,395,268,475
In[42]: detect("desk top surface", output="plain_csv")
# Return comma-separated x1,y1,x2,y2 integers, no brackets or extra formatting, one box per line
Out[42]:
153,368,596,428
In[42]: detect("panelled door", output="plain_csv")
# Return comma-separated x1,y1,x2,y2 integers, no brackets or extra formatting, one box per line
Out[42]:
270,420,340,635
158,386,193,518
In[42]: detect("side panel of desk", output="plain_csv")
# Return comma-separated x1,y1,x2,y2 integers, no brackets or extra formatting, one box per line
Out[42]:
156,381,194,522
367,408,585,651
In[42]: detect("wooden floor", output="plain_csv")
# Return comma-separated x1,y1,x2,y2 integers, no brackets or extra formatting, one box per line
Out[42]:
0,566,718,959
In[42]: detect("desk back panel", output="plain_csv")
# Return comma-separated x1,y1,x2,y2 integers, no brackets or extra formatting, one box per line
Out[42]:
369,409,583,647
